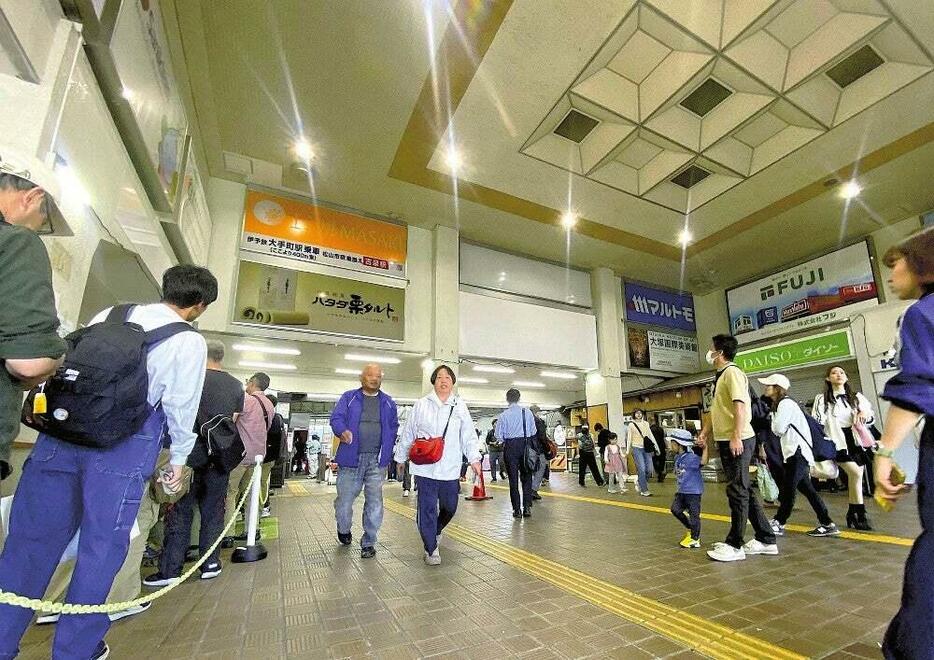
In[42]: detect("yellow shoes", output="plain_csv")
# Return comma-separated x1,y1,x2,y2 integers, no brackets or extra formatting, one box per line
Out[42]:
679,532,700,549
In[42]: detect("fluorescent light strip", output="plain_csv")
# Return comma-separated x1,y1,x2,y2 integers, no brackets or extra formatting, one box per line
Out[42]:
457,377,489,384
232,343,301,356
512,380,546,388
473,365,515,374
344,353,401,364
334,368,362,375
540,370,577,380
238,360,297,371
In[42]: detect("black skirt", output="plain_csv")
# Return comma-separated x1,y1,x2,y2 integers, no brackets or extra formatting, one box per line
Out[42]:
835,427,870,466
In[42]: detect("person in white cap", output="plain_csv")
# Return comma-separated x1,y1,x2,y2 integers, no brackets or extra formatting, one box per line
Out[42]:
0,146,69,479
758,373,839,538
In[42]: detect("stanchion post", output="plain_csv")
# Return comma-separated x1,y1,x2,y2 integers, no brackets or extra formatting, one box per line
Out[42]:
232,455,268,563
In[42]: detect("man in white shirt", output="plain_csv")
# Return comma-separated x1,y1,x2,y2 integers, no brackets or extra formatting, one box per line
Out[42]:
0,264,216,660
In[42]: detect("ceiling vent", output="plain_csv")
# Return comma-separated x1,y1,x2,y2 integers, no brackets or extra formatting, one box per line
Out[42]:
671,165,711,189
826,45,884,88
679,78,732,117
553,110,599,143
223,151,253,176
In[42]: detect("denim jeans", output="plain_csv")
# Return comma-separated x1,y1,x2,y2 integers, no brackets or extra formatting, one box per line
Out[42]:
488,451,504,480
631,447,654,493
334,452,383,548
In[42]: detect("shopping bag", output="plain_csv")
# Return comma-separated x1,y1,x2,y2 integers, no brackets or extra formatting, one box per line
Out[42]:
756,465,779,502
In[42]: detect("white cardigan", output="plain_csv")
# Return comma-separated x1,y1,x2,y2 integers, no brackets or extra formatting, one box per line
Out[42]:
394,391,482,481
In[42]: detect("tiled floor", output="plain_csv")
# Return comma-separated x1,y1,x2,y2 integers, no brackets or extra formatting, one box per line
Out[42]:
16,471,917,659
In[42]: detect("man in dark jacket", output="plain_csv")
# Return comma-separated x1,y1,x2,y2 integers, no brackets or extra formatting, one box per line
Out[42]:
330,364,399,558
0,152,69,479
485,419,505,481
650,422,668,483
530,406,550,500
595,422,611,477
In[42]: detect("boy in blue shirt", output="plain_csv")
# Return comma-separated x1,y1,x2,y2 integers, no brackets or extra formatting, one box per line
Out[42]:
669,428,708,549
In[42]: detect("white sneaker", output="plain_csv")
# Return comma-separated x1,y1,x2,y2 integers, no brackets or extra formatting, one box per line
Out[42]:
403,489,410,497
261,507,271,518
608,489,619,494
424,549,441,566
707,542,746,562
743,539,779,556
769,519,785,536
640,491,652,497
109,601,151,622
35,612,60,625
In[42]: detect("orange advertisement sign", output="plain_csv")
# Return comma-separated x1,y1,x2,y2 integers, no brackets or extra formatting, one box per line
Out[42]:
241,190,407,277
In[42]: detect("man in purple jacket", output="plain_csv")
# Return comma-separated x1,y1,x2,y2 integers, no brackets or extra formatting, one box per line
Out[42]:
330,363,399,558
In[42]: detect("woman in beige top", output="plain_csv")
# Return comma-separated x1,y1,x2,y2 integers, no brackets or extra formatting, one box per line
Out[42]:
626,409,658,496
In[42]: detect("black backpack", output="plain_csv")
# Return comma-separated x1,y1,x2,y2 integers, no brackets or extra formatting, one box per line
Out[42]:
264,412,285,463
21,304,192,448
199,414,245,472
790,408,838,462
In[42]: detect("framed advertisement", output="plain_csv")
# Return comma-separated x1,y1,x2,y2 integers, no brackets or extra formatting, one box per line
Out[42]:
726,240,879,344
627,326,698,374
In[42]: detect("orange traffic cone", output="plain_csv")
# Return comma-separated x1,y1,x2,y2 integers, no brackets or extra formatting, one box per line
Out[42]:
465,468,493,501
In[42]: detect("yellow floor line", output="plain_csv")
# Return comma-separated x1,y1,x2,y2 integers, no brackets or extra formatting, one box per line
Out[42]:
486,484,914,548
384,499,804,660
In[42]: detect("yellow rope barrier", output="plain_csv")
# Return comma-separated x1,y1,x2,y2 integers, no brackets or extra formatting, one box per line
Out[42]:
0,487,253,614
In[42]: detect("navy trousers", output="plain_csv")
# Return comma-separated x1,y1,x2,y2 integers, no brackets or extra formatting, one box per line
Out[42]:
414,476,459,554
160,463,230,577
884,418,934,659
0,408,164,660
504,439,533,513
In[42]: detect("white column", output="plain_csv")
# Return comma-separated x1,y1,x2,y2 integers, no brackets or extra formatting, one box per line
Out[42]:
588,268,625,433
423,225,460,391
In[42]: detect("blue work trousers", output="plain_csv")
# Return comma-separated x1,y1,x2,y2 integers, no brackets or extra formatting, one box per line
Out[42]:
415,476,459,554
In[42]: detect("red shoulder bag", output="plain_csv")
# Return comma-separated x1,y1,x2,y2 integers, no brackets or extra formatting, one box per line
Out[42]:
409,407,455,465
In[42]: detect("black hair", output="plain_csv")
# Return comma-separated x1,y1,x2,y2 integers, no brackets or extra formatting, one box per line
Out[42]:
632,408,645,418
430,364,456,385
593,423,604,431
712,334,739,360
823,365,857,411
607,432,618,440
492,419,497,425
250,372,271,390
883,226,934,288
266,394,278,406
161,265,218,308
506,388,520,403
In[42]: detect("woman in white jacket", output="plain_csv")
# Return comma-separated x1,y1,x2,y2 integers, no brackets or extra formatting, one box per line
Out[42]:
395,365,482,566
758,374,839,538
811,365,875,530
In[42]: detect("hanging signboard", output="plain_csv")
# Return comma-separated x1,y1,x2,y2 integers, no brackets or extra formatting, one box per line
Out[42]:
627,327,698,374
624,282,696,332
233,260,405,341
241,189,407,278
726,241,878,344
735,329,853,374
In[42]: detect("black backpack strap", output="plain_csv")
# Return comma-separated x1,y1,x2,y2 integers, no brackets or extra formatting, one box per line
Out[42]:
106,304,136,323
143,322,193,348
250,393,271,428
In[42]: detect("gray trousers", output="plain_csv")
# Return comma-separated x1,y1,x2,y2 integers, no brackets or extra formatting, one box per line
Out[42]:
532,454,548,491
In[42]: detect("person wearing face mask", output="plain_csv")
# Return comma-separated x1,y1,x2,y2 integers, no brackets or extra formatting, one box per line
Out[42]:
872,228,934,660
625,409,657,496
812,365,876,530
700,334,778,562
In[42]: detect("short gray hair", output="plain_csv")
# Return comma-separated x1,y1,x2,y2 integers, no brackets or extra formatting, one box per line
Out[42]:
206,340,225,363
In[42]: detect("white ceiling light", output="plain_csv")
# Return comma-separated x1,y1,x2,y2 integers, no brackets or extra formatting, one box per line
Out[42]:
473,365,515,374
232,343,301,356
560,210,578,229
678,229,692,246
838,180,861,199
239,360,297,371
344,353,401,364
121,87,134,101
457,376,489,384
444,147,462,171
292,138,314,161
541,370,577,380
420,358,434,370
512,380,546,388
335,368,364,375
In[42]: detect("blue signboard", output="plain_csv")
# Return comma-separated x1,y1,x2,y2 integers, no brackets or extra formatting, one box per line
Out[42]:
624,283,696,332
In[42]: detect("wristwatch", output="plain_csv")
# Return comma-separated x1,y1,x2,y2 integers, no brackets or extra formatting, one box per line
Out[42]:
876,445,895,458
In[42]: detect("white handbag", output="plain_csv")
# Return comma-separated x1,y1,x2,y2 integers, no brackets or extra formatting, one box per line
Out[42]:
810,460,839,481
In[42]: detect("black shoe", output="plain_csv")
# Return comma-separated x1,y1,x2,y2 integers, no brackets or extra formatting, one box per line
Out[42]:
522,508,532,518
90,641,110,660
337,531,352,546
200,562,222,580
512,510,522,519
233,529,261,542
579,483,586,488
221,536,235,549
500,473,507,480
846,504,858,529
854,504,874,531
532,492,542,501
361,546,376,559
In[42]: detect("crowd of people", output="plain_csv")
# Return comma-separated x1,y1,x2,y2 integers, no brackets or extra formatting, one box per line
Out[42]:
0,158,931,659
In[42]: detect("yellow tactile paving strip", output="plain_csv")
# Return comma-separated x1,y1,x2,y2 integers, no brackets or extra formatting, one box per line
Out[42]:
383,498,805,660
486,484,915,548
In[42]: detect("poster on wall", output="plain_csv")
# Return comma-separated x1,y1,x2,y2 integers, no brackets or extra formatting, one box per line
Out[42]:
624,282,696,332
726,241,879,344
233,260,405,341
241,190,407,278
627,327,698,374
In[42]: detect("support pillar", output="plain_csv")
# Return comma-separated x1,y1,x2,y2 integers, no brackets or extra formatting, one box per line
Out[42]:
423,225,460,391
587,268,626,433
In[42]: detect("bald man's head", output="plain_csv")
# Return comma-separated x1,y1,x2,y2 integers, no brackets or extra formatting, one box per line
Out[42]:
360,363,383,394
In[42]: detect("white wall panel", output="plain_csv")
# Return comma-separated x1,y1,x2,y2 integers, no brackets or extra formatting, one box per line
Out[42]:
460,243,592,307
459,291,598,369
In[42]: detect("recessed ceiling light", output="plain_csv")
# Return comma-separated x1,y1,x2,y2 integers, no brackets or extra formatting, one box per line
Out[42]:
335,368,363,375
541,370,577,380
458,376,489,384
512,380,546,388
121,87,134,101
233,343,301,356
560,211,577,229
238,360,297,371
473,365,515,374
444,147,462,171
678,229,693,247
293,139,314,161
838,180,861,199
344,353,401,364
